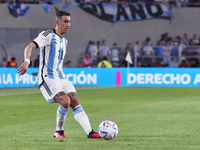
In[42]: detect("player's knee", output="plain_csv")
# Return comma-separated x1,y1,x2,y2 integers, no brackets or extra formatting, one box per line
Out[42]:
70,97,80,108
62,95,70,108
54,94,70,109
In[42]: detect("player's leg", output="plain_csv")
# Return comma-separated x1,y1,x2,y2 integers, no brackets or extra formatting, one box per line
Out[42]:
53,91,70,138
39,78,70,138
68,92,101,138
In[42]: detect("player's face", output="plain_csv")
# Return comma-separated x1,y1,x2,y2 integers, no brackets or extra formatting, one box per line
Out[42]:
58,15,71,35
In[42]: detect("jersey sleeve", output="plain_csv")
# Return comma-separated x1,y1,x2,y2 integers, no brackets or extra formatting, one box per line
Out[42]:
33,31,51,48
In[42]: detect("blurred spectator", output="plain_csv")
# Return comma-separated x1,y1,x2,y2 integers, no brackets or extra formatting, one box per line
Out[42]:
171,39,178,56
157,61,167,67
180,0,189,6
178,56,190,67
137,61,143,67
96,40,100,50
96,40,101,64
177,37,186,62
1,56,7,67
188,39,194,46
168,37,175,45
113,61,120,67
64,60,72,67
82,52,93,68
77,62,83,67
34,55,39,67
143,37,153,46
162,41,172,66
188,52,199,67
183,33,189,46
123,46,133,66
124,46,133,57
110,43,120,65
97,57,112,68
120,55,128,67
192,34,199,45
89,40,98,66
85,40,92,53
134,41,141,57
99,39,109,59
143,40,153,56
6,57,17,67
120,55,127,67
189,0,200,6
155,41,163,56
100,62,106,67
170,57,179,67
160,32,170,45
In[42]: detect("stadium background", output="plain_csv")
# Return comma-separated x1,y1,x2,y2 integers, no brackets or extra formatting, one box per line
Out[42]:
0,4,200,67
1,3,200,149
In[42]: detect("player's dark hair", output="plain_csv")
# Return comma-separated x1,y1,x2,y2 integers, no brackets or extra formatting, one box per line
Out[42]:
56,11,70,19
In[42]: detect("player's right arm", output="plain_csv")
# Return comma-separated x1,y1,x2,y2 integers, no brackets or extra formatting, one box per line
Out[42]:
17,42,36,76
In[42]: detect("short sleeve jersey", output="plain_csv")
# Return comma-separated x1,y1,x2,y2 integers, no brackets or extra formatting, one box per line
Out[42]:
33,29,68,85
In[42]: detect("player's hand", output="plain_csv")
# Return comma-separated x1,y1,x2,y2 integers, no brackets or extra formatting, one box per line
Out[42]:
17,62,29,76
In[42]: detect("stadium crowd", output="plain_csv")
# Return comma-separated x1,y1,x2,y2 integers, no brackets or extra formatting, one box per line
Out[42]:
72,32,200,68
1,32,200,68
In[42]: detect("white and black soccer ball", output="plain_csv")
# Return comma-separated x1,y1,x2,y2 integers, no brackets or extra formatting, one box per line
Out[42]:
98,120,118,140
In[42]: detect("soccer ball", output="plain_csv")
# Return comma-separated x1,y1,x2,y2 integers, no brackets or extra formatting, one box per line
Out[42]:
98,120,118,140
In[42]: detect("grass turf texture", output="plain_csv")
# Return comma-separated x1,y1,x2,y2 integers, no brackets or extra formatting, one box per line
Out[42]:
0,87,200,150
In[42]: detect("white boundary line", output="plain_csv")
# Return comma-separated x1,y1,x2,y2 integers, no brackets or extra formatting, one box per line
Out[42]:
0,92,41,96
0,87,117,96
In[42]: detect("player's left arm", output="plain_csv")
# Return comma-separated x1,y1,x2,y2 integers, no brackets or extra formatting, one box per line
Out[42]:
17,42,36,76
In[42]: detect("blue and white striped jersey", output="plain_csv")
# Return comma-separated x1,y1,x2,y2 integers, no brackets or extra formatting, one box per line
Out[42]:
33,29,68,85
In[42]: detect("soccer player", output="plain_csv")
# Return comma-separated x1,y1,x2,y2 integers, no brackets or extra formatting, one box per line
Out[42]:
17,11,101,139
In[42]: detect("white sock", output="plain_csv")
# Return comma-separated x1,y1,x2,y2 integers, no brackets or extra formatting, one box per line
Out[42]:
73,105,92,135
56,105,68,131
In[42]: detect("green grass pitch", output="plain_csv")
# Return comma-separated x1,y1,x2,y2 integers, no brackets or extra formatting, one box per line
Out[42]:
0,86,200,150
